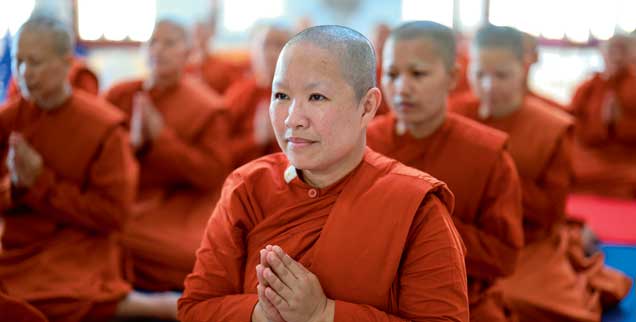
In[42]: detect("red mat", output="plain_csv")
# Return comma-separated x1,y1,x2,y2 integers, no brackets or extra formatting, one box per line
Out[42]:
567,194,636,244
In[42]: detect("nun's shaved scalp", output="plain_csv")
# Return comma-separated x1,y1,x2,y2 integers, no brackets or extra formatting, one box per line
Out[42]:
16,15,74,57
388,20,457,71
473,24,524,61
286,25,376,101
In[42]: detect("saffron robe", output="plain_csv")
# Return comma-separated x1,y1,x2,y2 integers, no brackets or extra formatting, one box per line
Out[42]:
368,112,524,322
223,76,280,168
104,77,232,291
178,148,469,322
0,91,137,322
184,54,246,95
568,67,636,198
450,94,633,322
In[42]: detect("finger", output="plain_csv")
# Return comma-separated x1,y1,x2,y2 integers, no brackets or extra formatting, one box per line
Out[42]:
257,285,285,322
273,245,307,277
266,251,297,286
265,286,289,311
263,267,293,300
256,264,268,287
260,249,269,267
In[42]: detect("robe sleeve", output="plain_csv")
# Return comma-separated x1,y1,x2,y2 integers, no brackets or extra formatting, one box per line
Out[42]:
141,111,231,190
5,78,20,102
452,151,524,280
73,69,100,95
0,168,12,212
612,68,636,142
15,127,137,233
334,195,469,322
178,172,259,322
520,132,572,241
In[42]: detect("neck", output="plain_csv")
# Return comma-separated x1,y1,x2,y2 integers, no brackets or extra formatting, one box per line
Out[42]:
36,83,72,111
491,99,522,118
300,139,366,188
147,73,181,91
404,108,446,139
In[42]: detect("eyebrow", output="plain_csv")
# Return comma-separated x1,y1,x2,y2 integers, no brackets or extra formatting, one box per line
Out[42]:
304,82,325,91
272,81,288,89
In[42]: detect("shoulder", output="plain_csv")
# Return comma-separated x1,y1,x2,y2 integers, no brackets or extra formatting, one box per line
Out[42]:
224,77,258,101
446,113,508,153
103,79,143,103
524,98,573,133
71,91,126,126
363,148,453,208
366,113,394,147
448,92,480,118
180,77,225,111
0,97,22,131
224,153,289,191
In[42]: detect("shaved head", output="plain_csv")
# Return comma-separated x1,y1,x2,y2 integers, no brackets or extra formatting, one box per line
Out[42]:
387,21,456,71
15,15,73,57
154,17,191,47
286,25,376,100
473,24,524,61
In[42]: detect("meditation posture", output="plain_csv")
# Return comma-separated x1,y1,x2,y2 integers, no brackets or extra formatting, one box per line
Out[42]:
0,16,177,322
450,24,632,322
367,21,524,322
104,18,232,291
568,35,636,198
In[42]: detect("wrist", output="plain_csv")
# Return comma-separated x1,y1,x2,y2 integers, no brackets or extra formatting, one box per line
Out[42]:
308,299,335,322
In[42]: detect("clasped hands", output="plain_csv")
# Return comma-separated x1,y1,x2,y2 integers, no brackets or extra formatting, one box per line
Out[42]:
252,245,334,322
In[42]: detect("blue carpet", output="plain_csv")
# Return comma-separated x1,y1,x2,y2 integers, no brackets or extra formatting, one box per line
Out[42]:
602,244,636,322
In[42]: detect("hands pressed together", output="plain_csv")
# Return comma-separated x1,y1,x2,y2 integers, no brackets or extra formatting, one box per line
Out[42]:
5,133,43,188
130,92,165,149
252,245,335,322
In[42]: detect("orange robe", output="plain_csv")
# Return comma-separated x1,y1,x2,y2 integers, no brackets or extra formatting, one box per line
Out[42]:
185,54,246,95
104,77,232,291
450,95,633,322
527,90,566,111
0,92,137,322
451,50,471,97
178,149,469,322
223,76,280,168
375,65,391,116
6,59,99,100
568,67,636,198
0,293,48,322
368,112,524,322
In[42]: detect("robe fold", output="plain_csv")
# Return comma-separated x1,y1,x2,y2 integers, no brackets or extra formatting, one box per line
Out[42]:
178,148,469,322
368,112,523,322
450,94,633,322
0,91,136,322
104,77,232,291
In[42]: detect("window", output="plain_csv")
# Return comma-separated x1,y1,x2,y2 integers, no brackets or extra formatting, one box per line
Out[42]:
77,0,156,42
489,0,636,42
223,0,284,32
0,0,35,36
401,0,454,27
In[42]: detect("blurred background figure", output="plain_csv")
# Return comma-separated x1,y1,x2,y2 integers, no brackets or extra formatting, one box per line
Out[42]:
0,1,635,322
